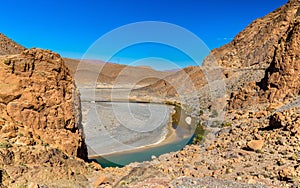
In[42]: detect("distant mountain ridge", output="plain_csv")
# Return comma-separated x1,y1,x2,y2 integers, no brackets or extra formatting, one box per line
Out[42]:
64,58,172,87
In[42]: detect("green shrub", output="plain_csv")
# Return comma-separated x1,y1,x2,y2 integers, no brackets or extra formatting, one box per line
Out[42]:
221,121,232,127
210,109,218,118
211,120,222,127
41,141,49,147
199,110,204,115
0,141,12,148
193,125,205,144
3,59,10,65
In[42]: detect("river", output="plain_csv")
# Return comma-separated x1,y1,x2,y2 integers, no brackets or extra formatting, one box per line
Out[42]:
80,88,197,167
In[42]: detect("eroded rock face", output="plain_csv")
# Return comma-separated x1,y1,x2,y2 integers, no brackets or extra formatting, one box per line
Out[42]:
227,1,300,109
0,48,87,160
258,18,300,102
0,33,25,55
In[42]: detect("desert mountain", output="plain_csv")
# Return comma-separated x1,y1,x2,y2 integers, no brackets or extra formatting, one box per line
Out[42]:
138,0,300,104
115,1,300,186
0,0,300,186
0,33,25,55
64,58,172,87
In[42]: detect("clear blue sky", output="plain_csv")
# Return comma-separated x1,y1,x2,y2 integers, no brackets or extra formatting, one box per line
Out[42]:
0,0,287,70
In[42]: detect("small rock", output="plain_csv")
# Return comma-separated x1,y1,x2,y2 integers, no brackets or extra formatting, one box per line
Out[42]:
279,167,297,182
247,140,264,151
248,179,256,184
226,168,233,174
206,145,215,151
185,117,192,125
93,176,108,187
90,161,102,171
236,176,242,181
28,183,39,188
277,158,286,166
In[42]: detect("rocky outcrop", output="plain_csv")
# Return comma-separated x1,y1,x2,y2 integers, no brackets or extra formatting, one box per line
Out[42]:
227,0,300,109
258,18,300,102
0,48,96,186
0,48,87,159
0,33,25,55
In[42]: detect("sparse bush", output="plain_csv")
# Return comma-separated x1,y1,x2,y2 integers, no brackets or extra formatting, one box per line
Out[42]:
0,141,12,148
211,120,222,127
199,109,204,115
210,109,218,118
41,140,49,147
221,121,232,127
3,59,10,65
193,125,205,144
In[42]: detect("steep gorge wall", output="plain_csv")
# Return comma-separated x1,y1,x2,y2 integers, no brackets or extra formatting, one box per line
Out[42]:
0,48,87,160
228,0,300,109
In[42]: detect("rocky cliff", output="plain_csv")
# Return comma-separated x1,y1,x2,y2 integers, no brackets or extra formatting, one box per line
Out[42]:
0,48,97,187
0,48,87,159
228,0,300,108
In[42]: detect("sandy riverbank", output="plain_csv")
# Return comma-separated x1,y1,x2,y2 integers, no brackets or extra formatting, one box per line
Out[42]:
82,101,177,156
87,105,195,160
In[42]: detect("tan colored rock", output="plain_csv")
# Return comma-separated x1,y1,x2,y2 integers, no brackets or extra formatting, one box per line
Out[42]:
28,182,39,188
247,140,264,151
279,167,297,181
93,176,108,187
206,145,215,151
0,48,87,160
90,161,103,171
0,33,25,55
247,179,256,184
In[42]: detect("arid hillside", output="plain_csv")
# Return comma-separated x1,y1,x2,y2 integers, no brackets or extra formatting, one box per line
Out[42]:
138,0,300,101
0,33,25,55
64,58,172,87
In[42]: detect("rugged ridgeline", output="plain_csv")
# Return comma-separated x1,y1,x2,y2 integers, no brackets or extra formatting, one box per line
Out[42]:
0,44,100,186
0,33,25,55
138,0,300,104
200,0,300,109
